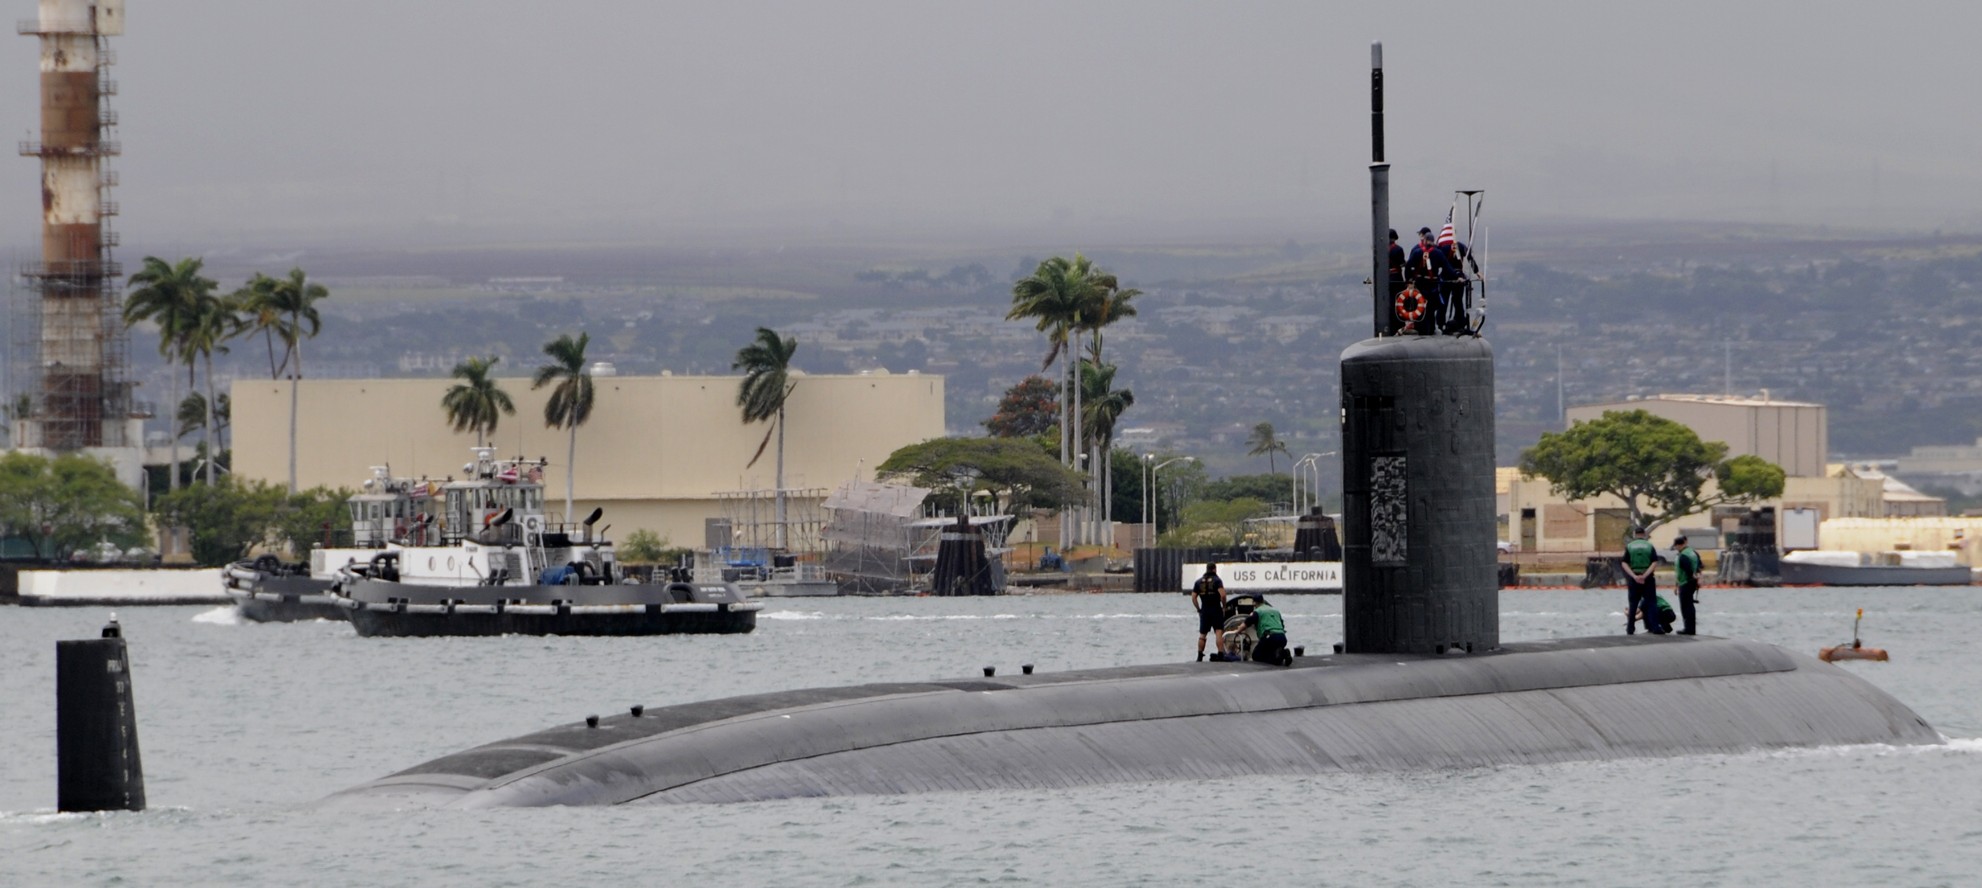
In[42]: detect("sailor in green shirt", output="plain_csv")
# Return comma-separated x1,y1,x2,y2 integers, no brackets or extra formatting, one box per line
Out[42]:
1239,597,1292,666
1672,535,1704,635
1622,526,1669,635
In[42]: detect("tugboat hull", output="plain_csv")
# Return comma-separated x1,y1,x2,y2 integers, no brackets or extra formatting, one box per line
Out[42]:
223,565,347,622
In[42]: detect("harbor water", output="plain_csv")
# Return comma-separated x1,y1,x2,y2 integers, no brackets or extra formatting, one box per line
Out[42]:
3,588,1980,887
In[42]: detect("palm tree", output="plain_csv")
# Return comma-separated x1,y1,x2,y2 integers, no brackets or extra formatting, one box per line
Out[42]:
1082,284,1141,367
175,391,230,450
229,273,288,379
1009,254,1126,543
1009,254,1142,544
1246,421,1290,474
269,268,328,494
532,333,594,524
441,356,515,447
733,327,798,549
1078,284,1138,540
1008,256,1087,469
180,294,240,486
1081,361,1134,527
124,256,217,492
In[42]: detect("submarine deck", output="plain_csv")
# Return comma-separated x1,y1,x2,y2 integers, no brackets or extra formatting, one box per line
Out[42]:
320,635,1938,808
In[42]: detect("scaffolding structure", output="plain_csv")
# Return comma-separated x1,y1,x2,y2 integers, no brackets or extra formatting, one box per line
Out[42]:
15,1,130,451
819,480,929,594
14,2,131,451
820,480,1017,594
710,486,826,554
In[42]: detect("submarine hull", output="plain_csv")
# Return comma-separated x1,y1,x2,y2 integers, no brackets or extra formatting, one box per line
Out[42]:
321,635,1939,808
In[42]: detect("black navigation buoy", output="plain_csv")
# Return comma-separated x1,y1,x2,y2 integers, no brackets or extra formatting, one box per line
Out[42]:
630,705,645,717
1022,664,1034,675
983,666,995,677
57,617,145,812
933,514,996,595
585,715,600,729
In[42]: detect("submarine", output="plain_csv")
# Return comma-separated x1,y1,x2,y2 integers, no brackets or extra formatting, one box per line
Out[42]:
321,44,1939,809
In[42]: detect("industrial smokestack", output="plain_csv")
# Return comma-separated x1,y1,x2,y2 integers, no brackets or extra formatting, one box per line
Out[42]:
18,0,128,452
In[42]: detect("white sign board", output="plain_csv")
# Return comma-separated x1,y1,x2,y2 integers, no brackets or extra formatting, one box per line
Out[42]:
1182,562,1342,593
1781,508,1820,551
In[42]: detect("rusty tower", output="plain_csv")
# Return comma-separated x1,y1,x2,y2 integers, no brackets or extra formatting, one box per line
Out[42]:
15,0,129,452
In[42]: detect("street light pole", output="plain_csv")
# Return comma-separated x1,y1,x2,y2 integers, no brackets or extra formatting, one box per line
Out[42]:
1290,452,1337,515
1150,456,1195,539
1304,451,1337,514
1140,453,1154,544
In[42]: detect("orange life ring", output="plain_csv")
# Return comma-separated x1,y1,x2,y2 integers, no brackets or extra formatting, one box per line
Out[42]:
1395,286,1428,322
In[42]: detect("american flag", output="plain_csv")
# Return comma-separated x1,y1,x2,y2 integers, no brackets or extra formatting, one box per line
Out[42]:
1437,205,1456,247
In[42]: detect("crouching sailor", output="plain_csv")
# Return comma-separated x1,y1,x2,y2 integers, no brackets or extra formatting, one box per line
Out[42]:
1238,596,1293,666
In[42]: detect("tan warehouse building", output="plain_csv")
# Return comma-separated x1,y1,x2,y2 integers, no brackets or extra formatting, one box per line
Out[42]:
230,371,944,547
1508,394,1888,552
1565,394,1827,478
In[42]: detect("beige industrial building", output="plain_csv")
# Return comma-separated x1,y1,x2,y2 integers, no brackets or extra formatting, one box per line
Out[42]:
1508,394,1918,552
1565,394,1827,478
230,371,944,547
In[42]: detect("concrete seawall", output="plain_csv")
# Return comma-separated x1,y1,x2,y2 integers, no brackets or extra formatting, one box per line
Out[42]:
5,568,226,606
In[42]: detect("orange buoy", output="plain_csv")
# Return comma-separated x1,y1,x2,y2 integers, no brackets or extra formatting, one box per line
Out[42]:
1819,608,1889,662
1819,641,1888,662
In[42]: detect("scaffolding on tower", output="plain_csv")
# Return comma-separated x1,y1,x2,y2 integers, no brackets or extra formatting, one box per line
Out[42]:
13,1,134,454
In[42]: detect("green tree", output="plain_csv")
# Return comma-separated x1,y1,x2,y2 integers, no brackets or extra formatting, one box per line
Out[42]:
876,436,1087,517
619,529,670,564
150,476,284,566
1081,361,1134,527
984,375,1059,438
1519,409,1788,533
533,332,595,524
230,273,289,378
1203,473,1288,505
441,355,516,446
1009,254,1135,543
734,327,799,548
1008,256,1100,474
267,268,330,494
180,290,240,487
124,256,218,493
0,452,147,560
1246,422,1289,473
268,486,353,558
176,391,230,449
1160,497,1271,549
1144,455,1209,535
265,269,328,378
1082,283,1140,367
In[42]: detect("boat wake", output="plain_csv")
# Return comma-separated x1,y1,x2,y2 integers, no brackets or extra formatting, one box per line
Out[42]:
191,606,240,626
759,610,829,621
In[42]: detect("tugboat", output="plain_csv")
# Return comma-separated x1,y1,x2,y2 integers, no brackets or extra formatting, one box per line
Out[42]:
328,447,760,637
224,555,344,622
222,465,438,622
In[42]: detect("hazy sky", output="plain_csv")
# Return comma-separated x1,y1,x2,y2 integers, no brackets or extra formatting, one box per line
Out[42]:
3,0,1978,253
